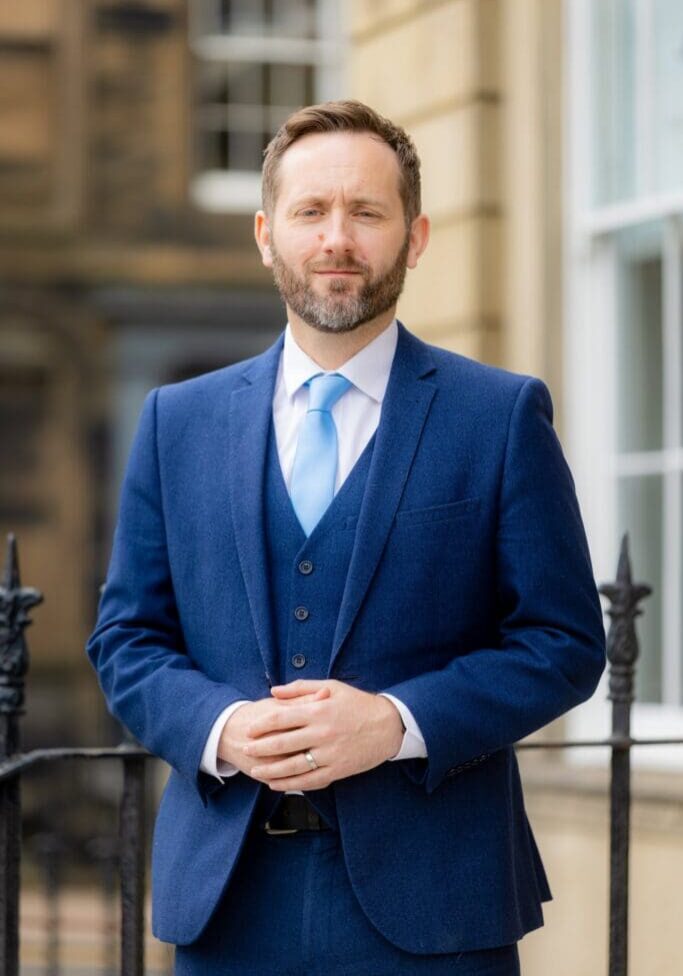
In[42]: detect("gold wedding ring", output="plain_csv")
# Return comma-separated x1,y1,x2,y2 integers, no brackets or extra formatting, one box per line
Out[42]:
304,749,318,770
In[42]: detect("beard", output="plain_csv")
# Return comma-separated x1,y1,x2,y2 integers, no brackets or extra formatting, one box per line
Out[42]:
269,233,410,334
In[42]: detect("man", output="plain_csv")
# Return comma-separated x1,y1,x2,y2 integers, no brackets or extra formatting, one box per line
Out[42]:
87,101,606,974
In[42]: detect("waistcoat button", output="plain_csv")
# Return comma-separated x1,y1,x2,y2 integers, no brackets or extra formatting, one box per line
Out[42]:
294,606,309,621
298,559,314,575
292,653,307,668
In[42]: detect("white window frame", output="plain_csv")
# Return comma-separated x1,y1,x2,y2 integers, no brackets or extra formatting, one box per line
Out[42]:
564,0,683,767
189,0,345,214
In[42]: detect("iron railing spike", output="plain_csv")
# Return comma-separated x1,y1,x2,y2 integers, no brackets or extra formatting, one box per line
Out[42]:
1,535,18,592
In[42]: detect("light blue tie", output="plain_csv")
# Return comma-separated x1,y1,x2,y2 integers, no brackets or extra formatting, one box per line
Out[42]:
290,372,353,536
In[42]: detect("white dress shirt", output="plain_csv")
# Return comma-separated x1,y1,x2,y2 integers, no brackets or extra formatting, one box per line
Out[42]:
201,319,427,781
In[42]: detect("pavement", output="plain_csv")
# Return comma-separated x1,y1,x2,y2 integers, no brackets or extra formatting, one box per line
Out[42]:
19,886,174,975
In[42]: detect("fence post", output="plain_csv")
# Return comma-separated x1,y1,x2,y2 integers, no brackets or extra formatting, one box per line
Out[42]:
33,832,67,976
86,834,118,976
0,534,43,976
599,534,651,976
119,755,146,976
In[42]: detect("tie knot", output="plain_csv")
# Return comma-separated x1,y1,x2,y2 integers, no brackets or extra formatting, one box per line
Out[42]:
306,372,352,413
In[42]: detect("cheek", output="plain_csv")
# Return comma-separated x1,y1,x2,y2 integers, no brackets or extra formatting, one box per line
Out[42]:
358,229,401,265
287,233,322,266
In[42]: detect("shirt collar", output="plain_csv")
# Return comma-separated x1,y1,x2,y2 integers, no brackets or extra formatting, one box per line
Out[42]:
282,319,398,404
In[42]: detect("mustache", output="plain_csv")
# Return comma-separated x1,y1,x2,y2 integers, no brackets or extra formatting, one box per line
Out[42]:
308,259,370,274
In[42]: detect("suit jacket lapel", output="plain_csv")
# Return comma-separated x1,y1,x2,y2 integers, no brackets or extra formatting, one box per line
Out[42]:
228,334,284,686
328,323,437,674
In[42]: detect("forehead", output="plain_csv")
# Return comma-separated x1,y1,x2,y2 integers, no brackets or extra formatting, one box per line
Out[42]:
275,130,402,207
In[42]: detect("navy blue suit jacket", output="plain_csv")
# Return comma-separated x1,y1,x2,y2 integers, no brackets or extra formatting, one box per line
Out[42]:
87,323,606,952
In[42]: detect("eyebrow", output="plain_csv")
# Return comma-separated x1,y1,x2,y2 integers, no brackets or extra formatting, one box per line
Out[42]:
289,196,387,211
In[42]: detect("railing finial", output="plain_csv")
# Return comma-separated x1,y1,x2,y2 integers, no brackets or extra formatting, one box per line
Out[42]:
616,532,632,586
599,532,652,712
2,533,19,591
0,534,43,718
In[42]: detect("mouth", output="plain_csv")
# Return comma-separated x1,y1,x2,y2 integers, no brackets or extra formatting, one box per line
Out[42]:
314,270,361,276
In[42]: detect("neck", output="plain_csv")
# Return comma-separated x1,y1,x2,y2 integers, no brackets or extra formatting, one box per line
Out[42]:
287,308,396,370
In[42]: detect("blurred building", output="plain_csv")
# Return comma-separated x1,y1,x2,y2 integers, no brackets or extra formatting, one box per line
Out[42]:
0,0,343,747
1,1,683,974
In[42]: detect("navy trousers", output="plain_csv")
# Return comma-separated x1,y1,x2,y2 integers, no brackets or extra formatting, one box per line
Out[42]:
173,819,521,976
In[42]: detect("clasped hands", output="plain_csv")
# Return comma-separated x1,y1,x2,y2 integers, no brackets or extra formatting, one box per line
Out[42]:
217,679,404,791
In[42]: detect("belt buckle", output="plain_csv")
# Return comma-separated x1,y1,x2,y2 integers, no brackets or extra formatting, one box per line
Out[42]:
263,820,299,836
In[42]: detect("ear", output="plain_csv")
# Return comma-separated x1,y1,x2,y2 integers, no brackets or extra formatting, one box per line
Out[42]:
254,210,273,268
406,214,430,270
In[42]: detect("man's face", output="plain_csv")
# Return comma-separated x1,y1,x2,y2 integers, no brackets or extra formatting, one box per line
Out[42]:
256,131,422,333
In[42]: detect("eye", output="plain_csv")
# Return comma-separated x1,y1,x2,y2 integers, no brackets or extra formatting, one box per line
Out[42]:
299,208,321,217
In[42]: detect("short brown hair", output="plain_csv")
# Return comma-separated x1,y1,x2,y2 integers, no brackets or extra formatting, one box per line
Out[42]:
261,100,422,226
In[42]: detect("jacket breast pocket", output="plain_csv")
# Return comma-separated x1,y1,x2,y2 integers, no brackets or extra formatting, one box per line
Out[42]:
393,496,481,528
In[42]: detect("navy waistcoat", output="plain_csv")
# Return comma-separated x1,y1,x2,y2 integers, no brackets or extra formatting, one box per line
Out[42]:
261,418,375,826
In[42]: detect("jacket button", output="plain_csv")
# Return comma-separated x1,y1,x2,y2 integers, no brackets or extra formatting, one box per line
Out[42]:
298,559,314,575
292,653,307,669
294,606,309,621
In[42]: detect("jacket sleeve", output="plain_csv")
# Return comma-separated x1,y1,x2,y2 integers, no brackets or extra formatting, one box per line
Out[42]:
382,377,606,794
86,389,249,806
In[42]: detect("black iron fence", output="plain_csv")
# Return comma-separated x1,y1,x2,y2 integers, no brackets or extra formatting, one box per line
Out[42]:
0,535,152,976
0,531,682,975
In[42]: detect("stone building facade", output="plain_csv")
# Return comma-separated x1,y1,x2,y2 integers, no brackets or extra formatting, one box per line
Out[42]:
0,0,282,751
1,2,681,973
347,3,683,974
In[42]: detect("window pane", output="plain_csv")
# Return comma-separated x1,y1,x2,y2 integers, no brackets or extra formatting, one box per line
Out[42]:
617,475,663,703
268,64,314,112
0,365,49,526
227,129,266,171
222,0,265,34
652,0,683,194
592,0,636,205
591,0,683,202
226,62,264,107
193,0,319,37
616,229,663,453
193,0,220,34
198,128,227,170
270,0,317,38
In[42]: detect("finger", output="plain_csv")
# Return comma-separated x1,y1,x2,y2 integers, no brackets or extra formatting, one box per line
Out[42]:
246,704,316,738
262,767,333,791
270,680,330,699
244,727,314,758
278,687,330,704
250,750,323,781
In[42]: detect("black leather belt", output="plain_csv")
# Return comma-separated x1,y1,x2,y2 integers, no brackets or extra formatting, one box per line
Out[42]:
262,794,332,834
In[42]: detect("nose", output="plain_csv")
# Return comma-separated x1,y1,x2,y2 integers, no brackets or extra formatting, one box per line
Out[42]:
321,211,355,255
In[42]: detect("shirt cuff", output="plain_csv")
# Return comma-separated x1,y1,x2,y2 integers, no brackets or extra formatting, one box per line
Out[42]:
200,700,251,782
378,693,428,761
